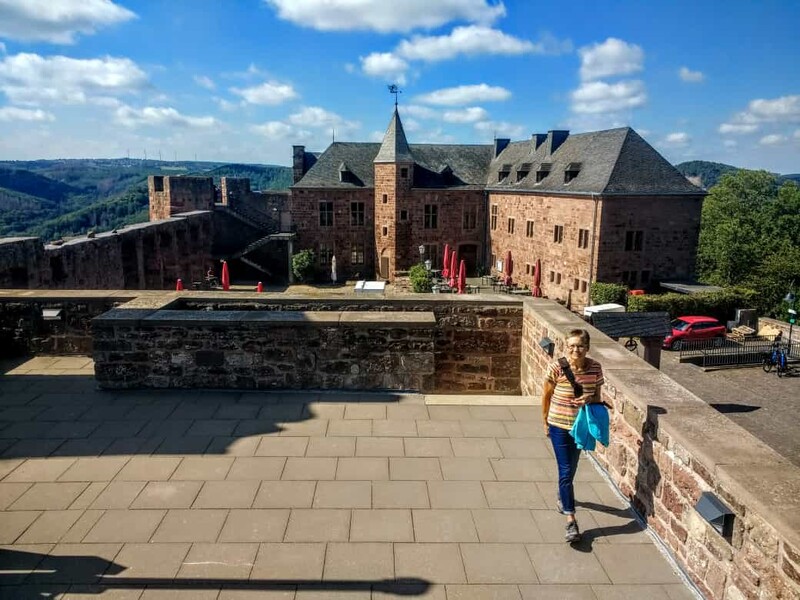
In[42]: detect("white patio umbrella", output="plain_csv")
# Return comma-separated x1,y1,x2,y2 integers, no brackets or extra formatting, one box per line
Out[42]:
331,255,337,284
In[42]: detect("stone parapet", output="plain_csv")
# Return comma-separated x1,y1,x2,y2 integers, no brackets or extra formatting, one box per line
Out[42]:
91,293,522,394
521,297,800,600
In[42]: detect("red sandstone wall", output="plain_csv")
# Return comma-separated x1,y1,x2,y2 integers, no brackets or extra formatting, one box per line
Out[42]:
488,193,601,310
292,187,375,280
595,196,703,287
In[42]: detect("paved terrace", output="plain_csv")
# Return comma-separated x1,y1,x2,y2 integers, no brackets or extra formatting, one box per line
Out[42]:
0,358,696,599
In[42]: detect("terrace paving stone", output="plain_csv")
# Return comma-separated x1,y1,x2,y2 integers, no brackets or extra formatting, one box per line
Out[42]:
84,509,165,543
350,509,413,542
253,481,316,509
251,542,326,580
10,482,88,510
131,481,202,509
335,457,388,480
150,509,227,543
323,542,394,580
0,371,697,599
217,508,290,542
354,437,404,457
176,542,258,579
193,480,259,508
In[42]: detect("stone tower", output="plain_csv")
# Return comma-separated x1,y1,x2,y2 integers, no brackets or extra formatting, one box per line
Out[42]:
148,176,216,221
373,109,414,281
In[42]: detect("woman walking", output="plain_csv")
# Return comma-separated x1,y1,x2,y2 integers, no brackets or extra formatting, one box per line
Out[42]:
541,328,605,543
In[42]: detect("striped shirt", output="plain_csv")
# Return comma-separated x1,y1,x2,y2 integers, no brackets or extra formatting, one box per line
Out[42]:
545,358,604,431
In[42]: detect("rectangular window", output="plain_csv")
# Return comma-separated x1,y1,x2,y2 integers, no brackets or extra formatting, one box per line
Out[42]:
621,270,637,286
556,273,562,285
463,206,477,230
400,209,408,221
382,193,388,204
507,217,515,234
400,167,408,178
423,244,439,267
424,204,438,229
153,176,164,192
581,280,588,293
625,230,644,251
549,271,555,283
382,226,388,236
318,244,334,266
351,242,365,265
319,201,333,227
578,228,590,249
350,202,365,227
525,263,531,275
573,278,580,291
526,220,534,238
553,225,564,244
490,205,498,230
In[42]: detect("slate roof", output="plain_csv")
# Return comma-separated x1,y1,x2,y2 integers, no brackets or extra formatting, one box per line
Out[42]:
374,109,414,163
294,142,493,189
487,128,704,195
293,112,704,196
591,311,672,338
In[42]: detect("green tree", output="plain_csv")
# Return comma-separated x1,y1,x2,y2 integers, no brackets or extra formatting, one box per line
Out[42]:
697,170,800,315
292,249,315,282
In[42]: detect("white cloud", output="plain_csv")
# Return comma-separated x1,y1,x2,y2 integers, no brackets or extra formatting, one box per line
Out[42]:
396,26,569,62
115,105,217,129
213,97,237,112
571,80,646,114
578,38,643,81
252,120,311,140
415,83,511,106
678,66,704,83
415,127,456,143
0,42,5,54
193,75,215,90
794,129,800,140
759,134,787,146
400,104,438,119
723,139,737,148
230,80,298,105
719,122,758,135
474,119,525,138
265,0,505,33
748,95,800,122
360,52,408,85
288,105,360,133
402,118,421,132
442,106,488,123
0,106,55,122
0,53,148,105
0,0,136,44
664,132,690,145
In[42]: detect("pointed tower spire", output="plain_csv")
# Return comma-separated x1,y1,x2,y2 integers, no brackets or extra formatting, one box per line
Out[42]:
374,108,414,163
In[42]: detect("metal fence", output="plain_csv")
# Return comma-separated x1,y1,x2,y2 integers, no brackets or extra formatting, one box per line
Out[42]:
678,335,800,368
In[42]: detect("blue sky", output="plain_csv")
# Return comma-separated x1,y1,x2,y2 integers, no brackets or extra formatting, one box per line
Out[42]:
0,0,798,172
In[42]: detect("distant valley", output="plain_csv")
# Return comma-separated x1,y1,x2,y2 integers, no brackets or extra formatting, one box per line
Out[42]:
0,159,292,241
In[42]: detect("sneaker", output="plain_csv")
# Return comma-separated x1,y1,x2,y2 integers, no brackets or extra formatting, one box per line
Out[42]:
556,497,565,515
565,521,581,543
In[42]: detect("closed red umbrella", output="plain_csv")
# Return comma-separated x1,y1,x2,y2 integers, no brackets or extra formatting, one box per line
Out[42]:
532,258,542,297
221,260,230,291
449,251,457,288
457,259,466,294
505,250,513,286
441,244,450,278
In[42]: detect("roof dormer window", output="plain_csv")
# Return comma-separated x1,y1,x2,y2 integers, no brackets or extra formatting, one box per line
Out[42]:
535,163,552,183
498,163,511,182
516,162,531,182
564,162,581,184
338,162,352,183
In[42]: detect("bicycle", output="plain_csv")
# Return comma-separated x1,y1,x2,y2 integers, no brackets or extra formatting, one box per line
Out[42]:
763,344,789,376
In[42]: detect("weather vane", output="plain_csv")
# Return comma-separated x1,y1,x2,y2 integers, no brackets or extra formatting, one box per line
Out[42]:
388,84,402,107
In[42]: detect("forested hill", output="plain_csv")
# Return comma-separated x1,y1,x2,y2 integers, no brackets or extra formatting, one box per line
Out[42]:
0,159,292,240
676,160,800,190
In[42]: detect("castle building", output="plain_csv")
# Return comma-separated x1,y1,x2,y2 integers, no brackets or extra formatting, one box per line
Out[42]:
291,109,705,308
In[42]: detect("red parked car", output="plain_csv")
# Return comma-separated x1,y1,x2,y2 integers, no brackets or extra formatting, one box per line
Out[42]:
663,316,727,350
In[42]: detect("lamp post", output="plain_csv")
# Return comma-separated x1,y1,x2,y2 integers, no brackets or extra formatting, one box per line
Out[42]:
785,291,797,347
418,245,425,265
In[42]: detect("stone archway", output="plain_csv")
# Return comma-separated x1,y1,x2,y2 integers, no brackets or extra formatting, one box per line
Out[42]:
458,243,479,276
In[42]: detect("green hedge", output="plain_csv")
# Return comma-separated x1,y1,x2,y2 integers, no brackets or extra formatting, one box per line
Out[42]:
292,249,315,282
408,263,433,293
627,287,759,322
590,282,628,306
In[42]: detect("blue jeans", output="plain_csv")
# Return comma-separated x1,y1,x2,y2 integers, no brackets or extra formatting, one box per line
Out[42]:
549,425,582,515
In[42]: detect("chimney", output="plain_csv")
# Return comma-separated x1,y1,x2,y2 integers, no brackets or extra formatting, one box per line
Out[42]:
292,145,306,184
531,133,547,151
493,138,510,157
546,130,569,155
